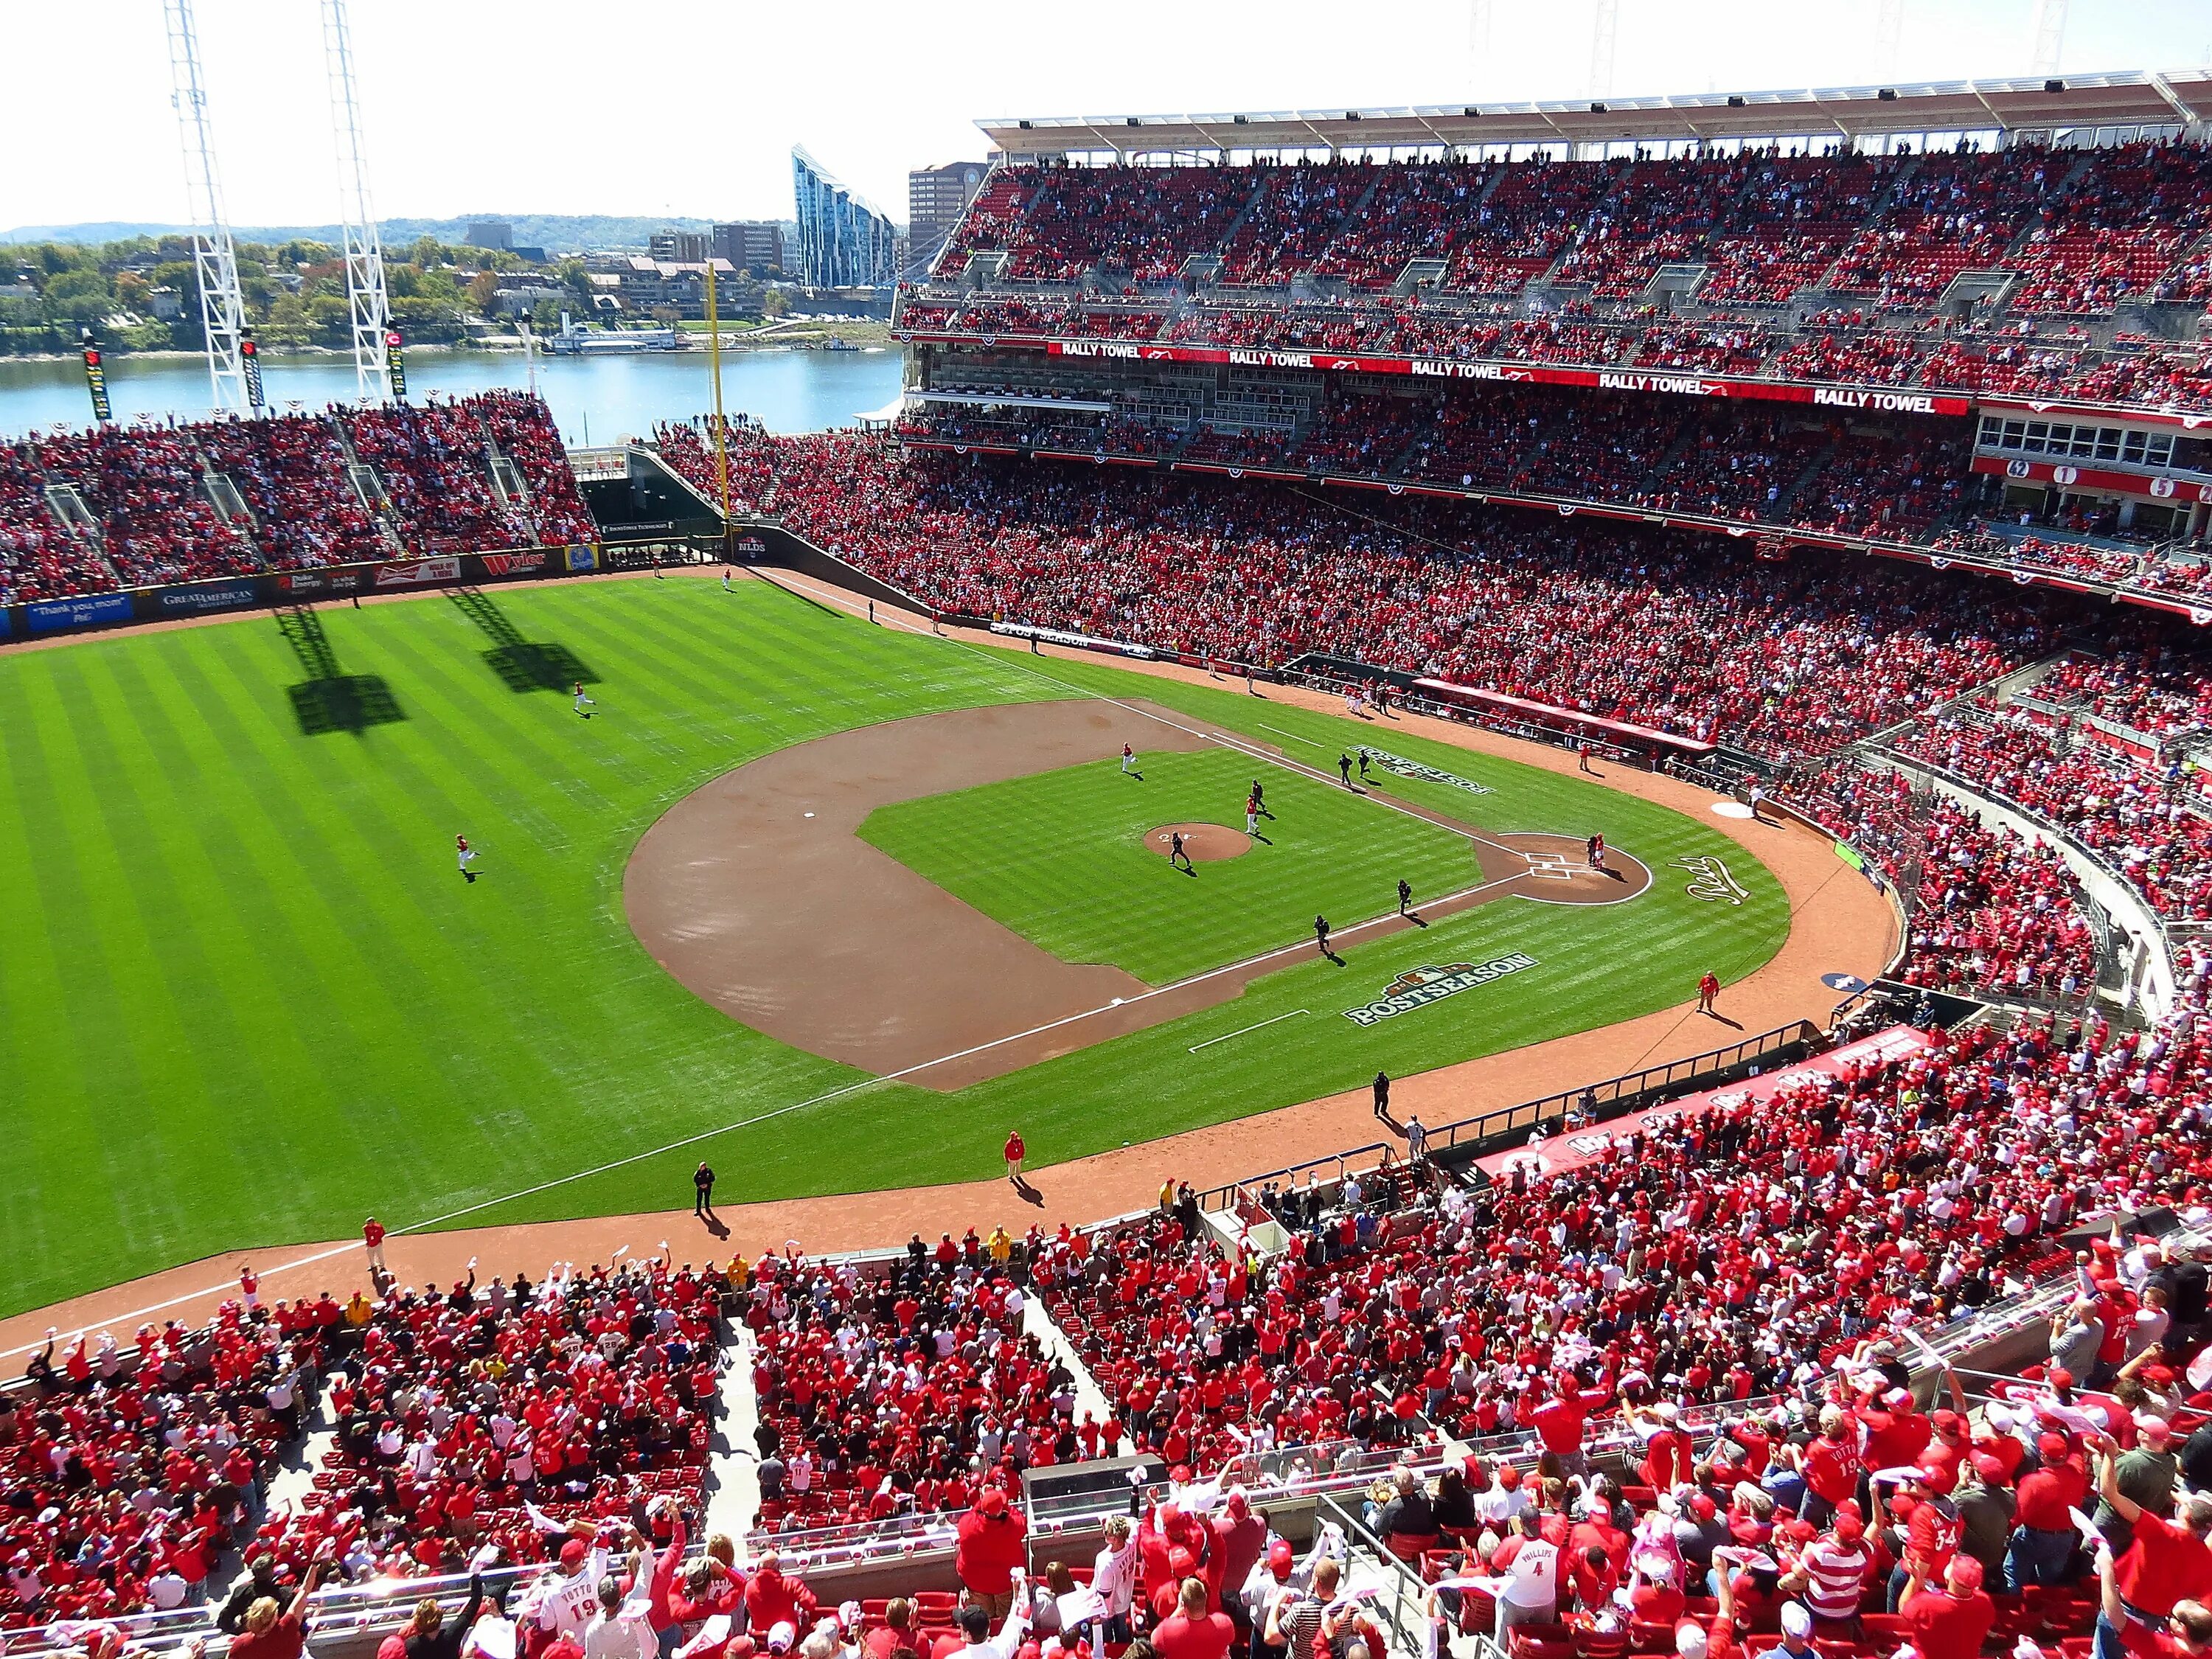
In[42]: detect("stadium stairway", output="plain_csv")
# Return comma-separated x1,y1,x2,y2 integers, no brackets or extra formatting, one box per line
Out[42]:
704,1318,763,1548
1020,1290,1130,1456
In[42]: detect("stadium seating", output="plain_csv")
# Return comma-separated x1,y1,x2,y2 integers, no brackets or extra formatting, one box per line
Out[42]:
662,428,2061,760
0,439,118,603
742,1239,1086,1536
32,424,260,588
908,141,2212,412
0,394,594,602
289,1257,726,1582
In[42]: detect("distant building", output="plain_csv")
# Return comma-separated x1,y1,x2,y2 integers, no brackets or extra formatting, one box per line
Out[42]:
713,222,785,276
466,220,514,251
791,147,898,290
908,162,987,246
650,230,712,263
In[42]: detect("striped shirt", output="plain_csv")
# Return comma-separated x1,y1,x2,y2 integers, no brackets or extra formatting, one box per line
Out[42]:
1798,1537,1873,1623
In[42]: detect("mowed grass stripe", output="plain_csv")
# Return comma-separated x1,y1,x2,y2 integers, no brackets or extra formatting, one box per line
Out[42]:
116,642,423,1172
0,657,118,1259
12,653,204,1260
174,633,561,1191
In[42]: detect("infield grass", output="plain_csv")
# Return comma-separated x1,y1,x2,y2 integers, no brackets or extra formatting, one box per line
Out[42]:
0,576,1790,1315
858,747,1486,984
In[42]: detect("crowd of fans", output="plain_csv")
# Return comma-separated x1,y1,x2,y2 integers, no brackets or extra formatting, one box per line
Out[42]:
0,394,596,604
887,387,2144,580
1888,703,2212,924
1,1254,730,1632
906,141,2212,412
2,1298,317,1628
686,427,2061,757
0,439,118,604
742,1234,1088,1537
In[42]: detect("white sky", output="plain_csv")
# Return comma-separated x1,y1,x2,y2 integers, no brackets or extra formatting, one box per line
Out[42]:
4,0,2208,234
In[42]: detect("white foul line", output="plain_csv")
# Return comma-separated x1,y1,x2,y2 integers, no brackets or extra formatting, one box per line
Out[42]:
1189,1009,1310,1052
1258,723,1327,748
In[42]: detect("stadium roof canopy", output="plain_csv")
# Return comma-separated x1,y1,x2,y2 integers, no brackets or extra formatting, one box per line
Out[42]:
978,67,2212,159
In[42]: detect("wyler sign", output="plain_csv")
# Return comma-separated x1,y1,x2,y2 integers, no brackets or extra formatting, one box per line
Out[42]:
1344,952,1537,1026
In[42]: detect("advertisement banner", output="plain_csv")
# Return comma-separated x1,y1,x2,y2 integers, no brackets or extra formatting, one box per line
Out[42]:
477,550,548,578
82,344,113,424
373,556,462,589
566,545,598,572
0,604,11,641
25,591,136,635
272,567,358,597
1028,338,1973,416
155,581,261,616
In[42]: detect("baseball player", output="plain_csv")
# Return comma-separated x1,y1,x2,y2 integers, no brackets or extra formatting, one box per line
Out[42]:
1121,743,1138,777
573,681,595,718
456,834,479,882
1697,970,1722,1014
1397,878,1413,917
1314,914,1332,955
721,568,732,593
1169,831,1193,872
1245,793,1260,836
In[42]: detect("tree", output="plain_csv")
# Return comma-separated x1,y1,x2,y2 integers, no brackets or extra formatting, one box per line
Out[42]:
467,268,501,318
760,288,790,319
530,297,564,335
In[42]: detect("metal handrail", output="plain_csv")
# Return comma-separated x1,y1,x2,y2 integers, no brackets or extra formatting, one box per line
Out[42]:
1419,1019,1823,1157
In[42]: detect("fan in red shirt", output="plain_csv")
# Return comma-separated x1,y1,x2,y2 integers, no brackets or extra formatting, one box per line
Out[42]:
1152,1578,1235,1659
1899,1556,1995,1659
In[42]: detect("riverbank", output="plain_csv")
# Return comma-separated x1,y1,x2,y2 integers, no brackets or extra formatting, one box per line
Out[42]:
0,342,902,441
0,319,894,366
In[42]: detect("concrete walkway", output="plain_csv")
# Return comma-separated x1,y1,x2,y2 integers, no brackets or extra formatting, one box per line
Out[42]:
1022,1288,1129,1457
703,1319,761,1551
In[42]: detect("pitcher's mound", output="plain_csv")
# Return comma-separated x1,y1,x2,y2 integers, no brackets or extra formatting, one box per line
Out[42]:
1146,823,1253,862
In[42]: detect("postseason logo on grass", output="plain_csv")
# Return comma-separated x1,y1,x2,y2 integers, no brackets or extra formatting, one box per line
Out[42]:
1343,952,1538,1026
1360,748,1492,796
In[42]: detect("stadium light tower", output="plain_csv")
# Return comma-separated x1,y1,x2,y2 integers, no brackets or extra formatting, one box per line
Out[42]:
164,0,248,414
322,0,394,403
1876,0,1905,81
1589,0,1618,102
1469,0,1494,103
2030,0,2067,77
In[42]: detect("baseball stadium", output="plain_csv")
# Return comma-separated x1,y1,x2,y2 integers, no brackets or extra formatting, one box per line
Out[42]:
4,18,2212,1659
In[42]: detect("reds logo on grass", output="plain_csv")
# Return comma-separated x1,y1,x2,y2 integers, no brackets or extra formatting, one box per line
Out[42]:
1343,952,1537,1026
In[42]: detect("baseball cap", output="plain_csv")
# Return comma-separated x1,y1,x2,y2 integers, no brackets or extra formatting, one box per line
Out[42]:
1781,1604,1814,1639
559,1540,588,1569
1675,1624,1710,1659
1268,1541,1294,1578
1945,1558,1984,1593
978,1489,1006,1517
2036,1433,2071,1463
767,1625,796,1655
1689,1495,1717,1521
2046,1368,2076,1391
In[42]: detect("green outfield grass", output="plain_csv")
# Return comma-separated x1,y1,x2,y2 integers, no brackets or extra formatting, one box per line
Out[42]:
859,747,1488,984
0,577,1791,1316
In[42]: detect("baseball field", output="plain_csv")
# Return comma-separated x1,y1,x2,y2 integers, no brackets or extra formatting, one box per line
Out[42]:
0,574,1790,1317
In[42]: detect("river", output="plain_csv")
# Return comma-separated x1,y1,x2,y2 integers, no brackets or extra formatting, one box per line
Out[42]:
0,345,905,443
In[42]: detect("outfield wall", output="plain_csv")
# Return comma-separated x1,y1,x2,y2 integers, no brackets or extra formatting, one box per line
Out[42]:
0,538,729,647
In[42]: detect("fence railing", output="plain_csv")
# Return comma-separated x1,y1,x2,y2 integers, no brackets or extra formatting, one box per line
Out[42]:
1418,1018,1823,1161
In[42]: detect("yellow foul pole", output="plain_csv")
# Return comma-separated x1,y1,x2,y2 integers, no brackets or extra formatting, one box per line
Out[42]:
703,257,733,556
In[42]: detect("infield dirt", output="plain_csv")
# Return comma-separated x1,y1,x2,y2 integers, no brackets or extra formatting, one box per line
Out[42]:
625,697,1648,1090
